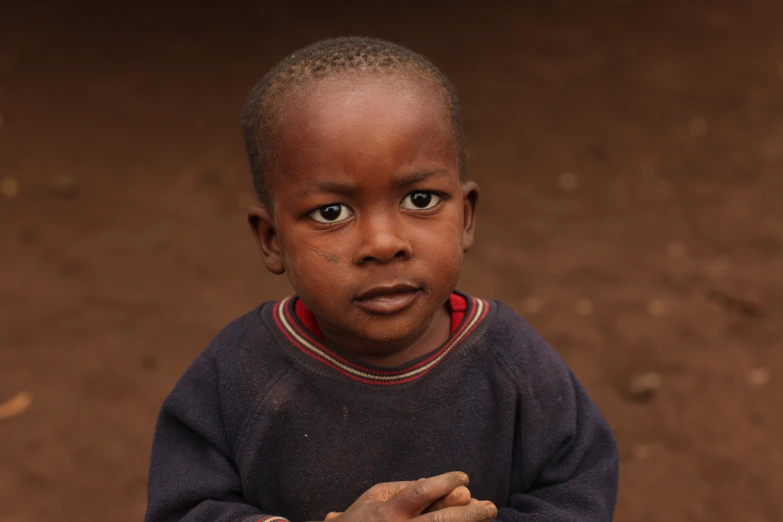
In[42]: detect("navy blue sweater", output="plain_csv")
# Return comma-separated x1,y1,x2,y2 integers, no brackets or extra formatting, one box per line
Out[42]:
145,293,618,522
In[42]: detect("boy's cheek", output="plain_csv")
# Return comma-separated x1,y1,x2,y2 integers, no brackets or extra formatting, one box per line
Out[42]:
412,220,465,254
303,246,344,265
284,250,352,293
281,237,346,267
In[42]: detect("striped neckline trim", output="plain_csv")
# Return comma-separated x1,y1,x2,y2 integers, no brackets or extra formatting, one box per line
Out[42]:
272,295,489,385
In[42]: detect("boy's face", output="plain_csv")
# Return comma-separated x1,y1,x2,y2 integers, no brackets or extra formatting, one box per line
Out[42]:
249,74,478,357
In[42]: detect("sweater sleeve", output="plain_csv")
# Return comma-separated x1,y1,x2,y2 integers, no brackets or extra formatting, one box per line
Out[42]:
144,354,288,522
493,315,619,521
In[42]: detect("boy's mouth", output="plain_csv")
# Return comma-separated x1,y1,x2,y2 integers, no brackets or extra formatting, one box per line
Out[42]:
353,283,421,315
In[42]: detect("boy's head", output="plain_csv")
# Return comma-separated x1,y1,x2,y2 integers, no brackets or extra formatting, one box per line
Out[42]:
243,36,479,357
242,36,466,207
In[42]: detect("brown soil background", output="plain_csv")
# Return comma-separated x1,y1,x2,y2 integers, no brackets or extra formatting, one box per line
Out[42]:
1,1,782,521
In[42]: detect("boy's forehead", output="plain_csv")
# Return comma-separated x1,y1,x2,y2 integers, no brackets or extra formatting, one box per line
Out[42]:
271,75,457,183
281,74,447,134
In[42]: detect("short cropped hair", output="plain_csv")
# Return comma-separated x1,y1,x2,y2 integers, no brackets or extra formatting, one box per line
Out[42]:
241,36,466,206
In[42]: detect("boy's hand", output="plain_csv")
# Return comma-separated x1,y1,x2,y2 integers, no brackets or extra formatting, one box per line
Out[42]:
422,483,473,513
322,471,497,522
325,482,473,519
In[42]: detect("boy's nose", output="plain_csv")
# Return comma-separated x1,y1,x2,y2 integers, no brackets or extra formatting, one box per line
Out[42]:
353,213,412,265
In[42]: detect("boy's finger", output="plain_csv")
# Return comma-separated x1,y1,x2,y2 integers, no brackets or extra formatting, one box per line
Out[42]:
324,512,341,520
368,480,415,501
386,472,469,515
423,486,472,513
415,500,497,522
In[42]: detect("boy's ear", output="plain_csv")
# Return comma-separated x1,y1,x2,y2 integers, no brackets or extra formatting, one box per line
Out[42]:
461,181,479,252
248,205,285,275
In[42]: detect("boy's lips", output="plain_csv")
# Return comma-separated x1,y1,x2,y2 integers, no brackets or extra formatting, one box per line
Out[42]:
353,283,421,314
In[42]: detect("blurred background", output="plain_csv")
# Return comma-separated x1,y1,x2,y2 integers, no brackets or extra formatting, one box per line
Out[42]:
1,1,782,521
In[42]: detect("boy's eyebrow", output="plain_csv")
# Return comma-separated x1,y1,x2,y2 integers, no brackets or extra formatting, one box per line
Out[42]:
395,168,451,185
296,169,451,197
297,180,359,197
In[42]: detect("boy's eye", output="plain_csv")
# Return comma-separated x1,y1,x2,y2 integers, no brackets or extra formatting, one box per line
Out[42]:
309,203,353,224
401,191,441,210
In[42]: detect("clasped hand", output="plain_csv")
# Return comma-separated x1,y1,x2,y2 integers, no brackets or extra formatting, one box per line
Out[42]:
323,471,497,522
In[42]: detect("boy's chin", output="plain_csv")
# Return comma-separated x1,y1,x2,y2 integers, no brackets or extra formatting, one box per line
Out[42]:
348,315,442,351
313,297,450,358
351,320,424,346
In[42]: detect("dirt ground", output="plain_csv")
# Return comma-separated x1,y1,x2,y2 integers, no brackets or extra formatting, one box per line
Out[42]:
1,1,782,521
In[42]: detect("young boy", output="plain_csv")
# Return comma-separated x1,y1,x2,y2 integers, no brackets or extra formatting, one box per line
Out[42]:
144,37,619,522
